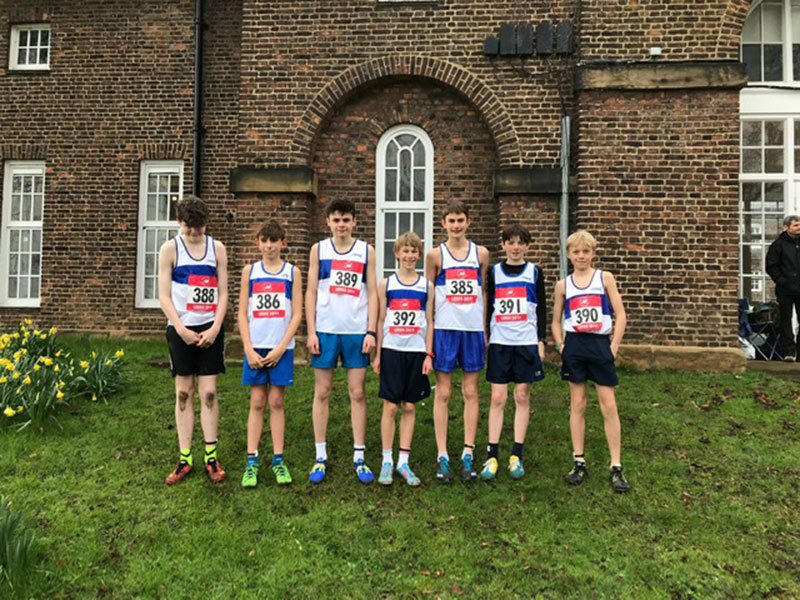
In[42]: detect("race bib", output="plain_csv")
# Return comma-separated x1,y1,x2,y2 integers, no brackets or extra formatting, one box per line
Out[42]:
495,286,527,322
387,298,422,335
186,275,218,313
330,260,363,296
252,281,286,318
569,295,603,332
445,269,478,304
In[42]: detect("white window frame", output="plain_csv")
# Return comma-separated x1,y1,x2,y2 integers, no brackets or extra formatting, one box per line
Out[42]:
375,124,434,279
8,24,51,71
136,161,183,309
1,161,46,307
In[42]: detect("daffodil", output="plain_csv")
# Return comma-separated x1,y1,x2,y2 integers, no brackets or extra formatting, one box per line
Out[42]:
115,349,125,358
0,376,6,384
49,326,57,335
40,334,46,340
41,357,53,366
33,364,40,371
80,361,89,369
33,329,40,336
3,407,15,418
54,365,60,373
56,390,64,400
91,394,97,402
22,376,32,385
105,359,112,366
12,371,20,380
58,381,65,390
15,405,23,413
55,350,62,357
91,351,97,360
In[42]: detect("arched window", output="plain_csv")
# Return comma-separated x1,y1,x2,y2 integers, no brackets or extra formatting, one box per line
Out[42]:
375,124,434,279
740,1,800,302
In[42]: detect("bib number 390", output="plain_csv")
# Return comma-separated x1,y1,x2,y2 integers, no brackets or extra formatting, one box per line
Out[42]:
187,275,218,313
568,296,603,332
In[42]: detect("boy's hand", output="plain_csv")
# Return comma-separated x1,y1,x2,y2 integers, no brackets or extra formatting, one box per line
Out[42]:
197,326,219,348
178,327,202,346
538,342,546,362
245,348,265,369
362,333,376,354
372,355,380,375
610,340,620,359
264,347,284,367
307,332,320,355
422,355,433,375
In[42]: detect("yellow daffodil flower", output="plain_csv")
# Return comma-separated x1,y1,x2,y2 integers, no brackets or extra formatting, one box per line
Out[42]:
80,361,89,369
91,394,97,402
56,390,64,400
23,376,32,385
3,407,15,418
33,364,40,371
115,349,125,358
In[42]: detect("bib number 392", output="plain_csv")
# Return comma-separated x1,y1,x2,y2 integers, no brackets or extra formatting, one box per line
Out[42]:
330,260,363,296
187,275,218,313
388,298,422,335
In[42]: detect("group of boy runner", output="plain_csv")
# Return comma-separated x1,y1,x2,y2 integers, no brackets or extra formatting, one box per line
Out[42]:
158,195,631,494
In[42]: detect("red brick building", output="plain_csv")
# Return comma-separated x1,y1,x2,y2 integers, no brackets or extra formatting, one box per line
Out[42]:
1,0,778,368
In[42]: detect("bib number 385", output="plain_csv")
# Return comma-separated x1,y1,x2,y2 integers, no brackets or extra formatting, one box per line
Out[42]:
445,269,478,304
187,275,218,313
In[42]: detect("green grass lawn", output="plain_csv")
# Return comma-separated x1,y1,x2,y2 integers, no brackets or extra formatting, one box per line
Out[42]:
2,336,800,599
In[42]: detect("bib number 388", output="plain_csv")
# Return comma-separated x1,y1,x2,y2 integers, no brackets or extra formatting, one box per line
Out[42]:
187,275,218,313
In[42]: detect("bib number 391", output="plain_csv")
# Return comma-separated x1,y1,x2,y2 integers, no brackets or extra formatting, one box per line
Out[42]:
330,260,364,296
495,286,527,322
187,275,218,313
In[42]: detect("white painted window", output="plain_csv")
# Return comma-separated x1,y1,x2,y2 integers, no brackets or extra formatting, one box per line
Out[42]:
1,161,45,307
375,124,434,279
9,24,50,71
136,161,182,308
740,1,800,303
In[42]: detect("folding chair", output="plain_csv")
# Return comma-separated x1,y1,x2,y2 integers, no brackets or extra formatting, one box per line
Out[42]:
745,300,783,361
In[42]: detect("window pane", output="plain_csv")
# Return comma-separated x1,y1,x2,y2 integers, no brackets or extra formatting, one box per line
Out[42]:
764,44,783,81
763,4,783,42
144,277,154,300
413,212,425,238
31,254,40,275
168,196,177,221
399,212,410,234
20,230,30,252
170,175,179,193
33,176,42,193
146,229,155,253
22,195,32,221
412,139,426,166
28,30,38,47
22,176,31,194
20,254,29,275
743,148,762,173
399,150,411,202
10,230,19,252
30,277,40,299
9,254,18,276
12,176,20,194
32,230,41,252
413,169,425,203
18,277,28,299
8,277,17,298
742,183,761,211
764,182,784,211
147,194,157,221
39,47,48,65
386,141,398,167
19,30,28,46
764,148,784,172
383,242,395,272
795,45,800,81
766,215,783,239
742,213,762,243
385,212,396,239
743,8,761,43
40,29,49,46
764,121,784,145
148,174,158,193
396,134,416,148
742,121,761,146
743,245,765,273
385,169,397,202
17,47,27,65
743,44,762,80
10,195,21,221
145,254,155,276
742,276,762,303
158,193,169,221
33,196,43,221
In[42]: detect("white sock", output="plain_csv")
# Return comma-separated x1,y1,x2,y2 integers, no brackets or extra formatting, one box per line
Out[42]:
398,449,410,468
315,442,327,462
461,446,474,460
382,449,393,465
437,451,449,462
353,445,365,463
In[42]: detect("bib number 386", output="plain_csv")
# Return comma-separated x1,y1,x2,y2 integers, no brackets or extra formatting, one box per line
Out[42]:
253,281,286,318
187,275,218,313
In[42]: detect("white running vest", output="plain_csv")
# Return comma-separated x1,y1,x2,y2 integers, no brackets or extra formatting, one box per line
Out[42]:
247,261,295,350
434,242,484,332
382,274,428,353
169,235,218,328
316,238,369,334
489,262,539,346
563,269,613,335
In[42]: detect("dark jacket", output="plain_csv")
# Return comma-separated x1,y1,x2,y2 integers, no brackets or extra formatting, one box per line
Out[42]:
766,231,800,297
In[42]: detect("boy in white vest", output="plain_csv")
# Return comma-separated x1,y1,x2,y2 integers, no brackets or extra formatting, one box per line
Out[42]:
425,201,490,483
373,232,434,486
158,196,229,485
237,220,303,488
306,199,378,484
481,223,546,481
551,230,630,493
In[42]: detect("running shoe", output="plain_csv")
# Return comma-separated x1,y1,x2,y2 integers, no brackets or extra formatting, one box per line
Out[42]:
205,458,226,483
241,463,258,488
564,460,587,485
354,459,374,484
272,462,292,485
480,457,498,481
165,460,192,486
436,456,453,484
378,462,394,486
610,466,630,493
508,455,525,480
309,459,327,484
396,464,421,487
461,454,477,482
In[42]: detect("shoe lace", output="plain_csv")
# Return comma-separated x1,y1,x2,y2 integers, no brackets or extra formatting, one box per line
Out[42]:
439,457,451,472
207,459,218,472
463,455,474,470
174,460,189,475
274,463,287,476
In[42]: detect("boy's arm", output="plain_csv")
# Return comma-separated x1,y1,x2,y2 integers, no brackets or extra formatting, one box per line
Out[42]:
372,278,388,374
362,244,378,354
305,243,320,355
423,280,434,375
536,267,547,360
265,266,304,367
237,264,263,368
603,271,627,358
485,263,495,332
425,246,440,284
157,240,200,346
198,241,228,348
478,245,491,342
551,279,566,354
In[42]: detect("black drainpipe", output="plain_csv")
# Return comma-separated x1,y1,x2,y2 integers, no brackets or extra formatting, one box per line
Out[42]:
192,0,205,196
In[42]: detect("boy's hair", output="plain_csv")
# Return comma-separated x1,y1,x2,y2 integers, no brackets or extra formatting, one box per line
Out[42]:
255,219,286,241
565,230,597,251
326,198,357,219
441,200,469,220
175,195,209,228
501,222,531,245
394,231,423,255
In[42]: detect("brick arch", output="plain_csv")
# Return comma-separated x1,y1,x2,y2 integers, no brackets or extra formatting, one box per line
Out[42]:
290,55,521,167
716,0,756,59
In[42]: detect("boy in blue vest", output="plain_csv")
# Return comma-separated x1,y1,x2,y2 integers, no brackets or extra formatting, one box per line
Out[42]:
237,220,303,487
373,232,434,486
551,230,630,493
305,199,378,484
480,223,546,481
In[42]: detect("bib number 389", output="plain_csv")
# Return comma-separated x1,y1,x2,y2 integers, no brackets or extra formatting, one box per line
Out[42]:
330,260,363,296
187,275,218,313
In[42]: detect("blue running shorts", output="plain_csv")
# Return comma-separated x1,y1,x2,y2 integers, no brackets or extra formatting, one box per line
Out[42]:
311,332,369,369
241,348,294,386
433,329,485,373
